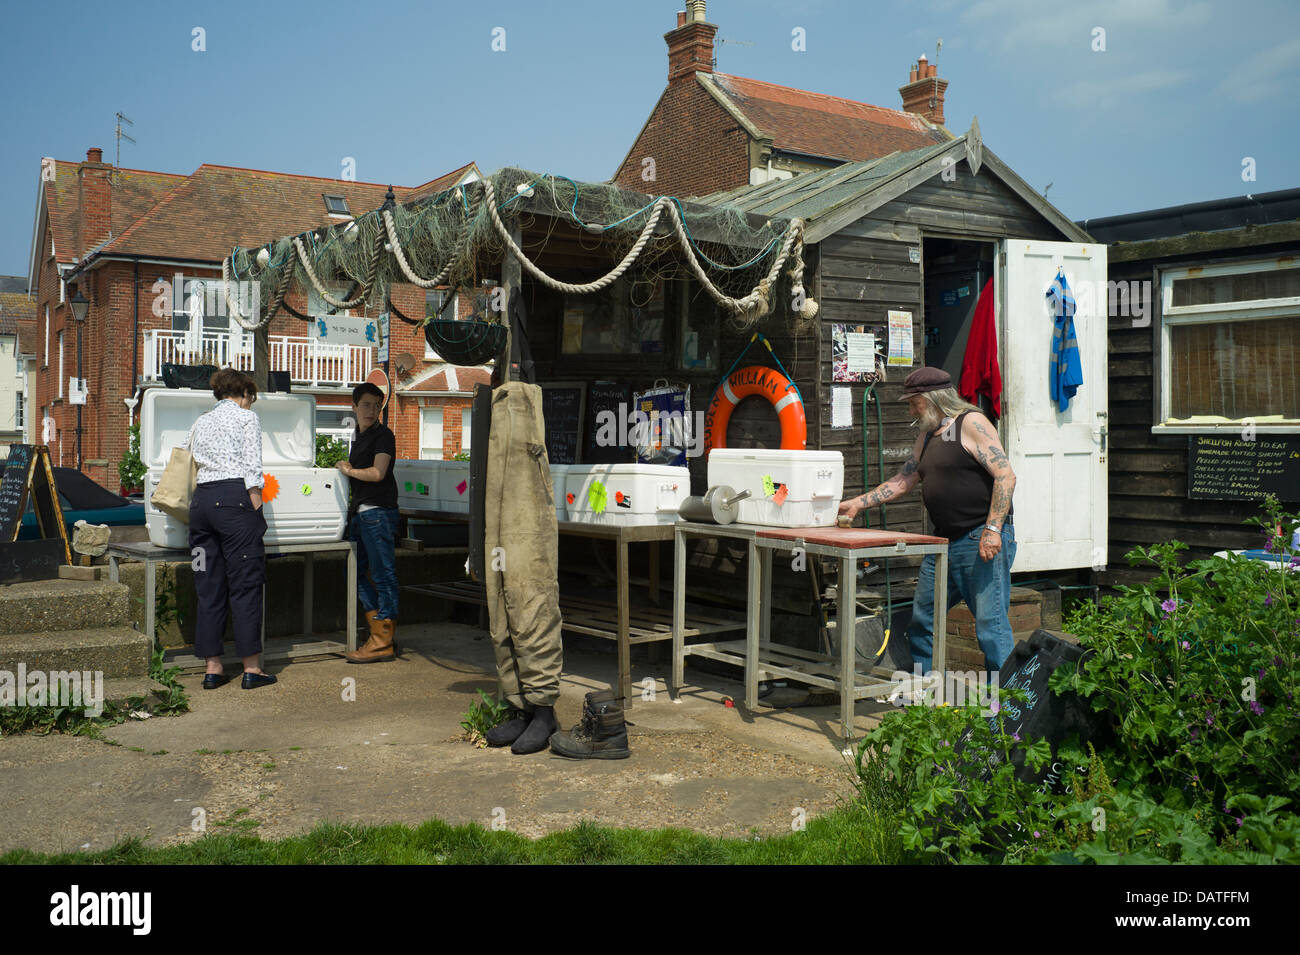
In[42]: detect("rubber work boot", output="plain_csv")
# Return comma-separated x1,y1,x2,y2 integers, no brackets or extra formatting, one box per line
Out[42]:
549,690,630,760
511,704,558,755
346,616,396,664
485,707,529,747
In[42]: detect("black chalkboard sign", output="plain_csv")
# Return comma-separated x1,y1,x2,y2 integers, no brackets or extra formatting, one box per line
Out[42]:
1188,435,1300,502
585,380,634,465
539,381,586,465
0,444,33,541
0,445,71,568
0,539,65,585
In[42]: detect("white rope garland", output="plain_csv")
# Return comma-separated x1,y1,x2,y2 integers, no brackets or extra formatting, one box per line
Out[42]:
228,175,818,337
222,255,274,331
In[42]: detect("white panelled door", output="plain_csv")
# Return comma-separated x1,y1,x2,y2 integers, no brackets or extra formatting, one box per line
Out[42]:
1000,239,1109,573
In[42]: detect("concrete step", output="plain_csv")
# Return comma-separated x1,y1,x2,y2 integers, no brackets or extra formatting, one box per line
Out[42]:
0,627,151,680
0,579,132,635
102,676,174,710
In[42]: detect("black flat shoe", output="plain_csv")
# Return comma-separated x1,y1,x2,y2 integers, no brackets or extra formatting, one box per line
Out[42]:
240,672,277,690
202,673,230,690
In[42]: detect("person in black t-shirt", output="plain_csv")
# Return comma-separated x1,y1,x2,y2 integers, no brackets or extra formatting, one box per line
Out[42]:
338,382,400,663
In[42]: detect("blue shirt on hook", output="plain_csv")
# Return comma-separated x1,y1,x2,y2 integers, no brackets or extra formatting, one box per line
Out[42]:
1047,271,1083,412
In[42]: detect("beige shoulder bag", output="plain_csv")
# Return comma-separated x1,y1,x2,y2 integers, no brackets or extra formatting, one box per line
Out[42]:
151,432,198,523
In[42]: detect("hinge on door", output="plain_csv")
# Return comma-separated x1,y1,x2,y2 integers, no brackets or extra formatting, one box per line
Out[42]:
999,252,1006,267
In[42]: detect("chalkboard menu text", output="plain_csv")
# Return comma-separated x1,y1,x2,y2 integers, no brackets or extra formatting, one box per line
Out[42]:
539,382,585,465
1187,435,1300,502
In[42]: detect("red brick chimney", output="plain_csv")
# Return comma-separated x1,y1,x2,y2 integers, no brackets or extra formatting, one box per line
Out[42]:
665,1,717,83
899,54,948,125
77,146,112,254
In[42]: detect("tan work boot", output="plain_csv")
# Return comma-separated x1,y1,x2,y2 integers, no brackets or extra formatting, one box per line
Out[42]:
347,615,396,664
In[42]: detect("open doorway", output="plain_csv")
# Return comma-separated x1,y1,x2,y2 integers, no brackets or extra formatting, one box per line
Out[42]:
922,237,998,422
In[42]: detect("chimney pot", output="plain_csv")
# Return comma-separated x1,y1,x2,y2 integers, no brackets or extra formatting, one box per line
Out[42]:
87,147,103,164
677,10,686,27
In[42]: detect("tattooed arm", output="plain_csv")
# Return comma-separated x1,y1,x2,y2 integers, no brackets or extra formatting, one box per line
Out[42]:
963,413,1017,560
839,431,925,520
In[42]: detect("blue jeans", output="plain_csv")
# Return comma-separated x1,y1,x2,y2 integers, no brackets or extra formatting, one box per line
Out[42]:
907,523,1017,674
349,507,399,621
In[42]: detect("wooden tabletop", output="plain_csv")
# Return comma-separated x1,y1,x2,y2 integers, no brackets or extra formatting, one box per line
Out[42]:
754,526,948,548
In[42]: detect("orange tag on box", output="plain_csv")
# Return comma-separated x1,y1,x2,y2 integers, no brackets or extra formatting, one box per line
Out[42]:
773,484,789,506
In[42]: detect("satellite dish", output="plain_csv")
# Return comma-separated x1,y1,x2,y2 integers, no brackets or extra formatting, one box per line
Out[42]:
393,352,418,376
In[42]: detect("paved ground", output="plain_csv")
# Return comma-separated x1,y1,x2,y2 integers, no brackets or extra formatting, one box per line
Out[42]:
0,621,899,854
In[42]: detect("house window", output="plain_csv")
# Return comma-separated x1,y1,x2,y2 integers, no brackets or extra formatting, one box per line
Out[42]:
323,195,350,216
43,306,49,367
419,407,443,460
57,332,64,398
316,407,357,447
424,289,458,359
560,275,666,355
461,408,472,452
308,284,352,318
15,392,23,429
1158,259,1300,430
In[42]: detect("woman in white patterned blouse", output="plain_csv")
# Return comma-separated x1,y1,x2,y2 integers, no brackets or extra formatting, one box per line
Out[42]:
188,369,275,690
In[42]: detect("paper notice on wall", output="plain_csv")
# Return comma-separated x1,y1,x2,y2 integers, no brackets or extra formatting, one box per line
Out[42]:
887,310,913,366
832,386,852,429
846,332,875,375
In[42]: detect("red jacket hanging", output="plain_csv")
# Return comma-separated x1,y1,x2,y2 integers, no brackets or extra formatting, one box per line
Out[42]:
959,277,1002,417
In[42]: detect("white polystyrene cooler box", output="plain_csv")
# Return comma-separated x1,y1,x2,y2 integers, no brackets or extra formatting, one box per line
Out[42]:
140,387,347,547
395,460,444,512
550,464,571,522
437,461,472,514
564,464,689,526
707,449,844,527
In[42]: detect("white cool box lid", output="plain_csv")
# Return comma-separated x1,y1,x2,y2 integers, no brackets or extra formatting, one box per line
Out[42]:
141,387,317,469
707,448,844,527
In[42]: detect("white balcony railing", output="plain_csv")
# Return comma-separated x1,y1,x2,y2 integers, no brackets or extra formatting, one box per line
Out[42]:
144,330,374,389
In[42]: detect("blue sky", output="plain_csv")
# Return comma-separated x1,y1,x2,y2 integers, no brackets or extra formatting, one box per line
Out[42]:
2,0,1296,276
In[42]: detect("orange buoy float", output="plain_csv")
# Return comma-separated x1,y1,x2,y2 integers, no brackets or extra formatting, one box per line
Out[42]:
704,365,807,453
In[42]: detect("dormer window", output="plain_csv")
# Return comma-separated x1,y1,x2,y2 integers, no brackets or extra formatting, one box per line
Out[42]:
323,195,350,216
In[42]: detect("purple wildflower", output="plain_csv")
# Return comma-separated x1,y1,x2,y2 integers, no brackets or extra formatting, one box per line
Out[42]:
1265,540,1274,553
1161,598,1178,615
1182,641,1190,650
1250,701,1264,716
1259,668,1267,679
1012,732,1021,742
1206,713,1215,727
1237,817,1244,827
1190,728,1199,740
1033,831,1041,838
1265,593,1274,607
990,700,1000,715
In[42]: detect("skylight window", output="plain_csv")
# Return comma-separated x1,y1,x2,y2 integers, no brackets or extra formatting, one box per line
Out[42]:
323,195,350,215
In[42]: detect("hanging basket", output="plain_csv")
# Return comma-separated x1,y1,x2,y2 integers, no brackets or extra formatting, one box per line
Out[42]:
423,319,507,366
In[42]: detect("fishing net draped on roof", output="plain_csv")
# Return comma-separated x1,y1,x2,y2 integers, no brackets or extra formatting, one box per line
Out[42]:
224,167,816,335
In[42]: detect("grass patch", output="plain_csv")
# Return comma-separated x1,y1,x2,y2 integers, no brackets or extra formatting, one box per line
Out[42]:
0,802,904,865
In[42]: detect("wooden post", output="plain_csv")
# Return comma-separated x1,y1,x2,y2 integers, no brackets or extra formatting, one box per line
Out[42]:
253,326,270,392
500,226,521,384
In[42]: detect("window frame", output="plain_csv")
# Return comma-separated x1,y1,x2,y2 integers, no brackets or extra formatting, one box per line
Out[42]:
419,406,444,461
1154,257,1300,434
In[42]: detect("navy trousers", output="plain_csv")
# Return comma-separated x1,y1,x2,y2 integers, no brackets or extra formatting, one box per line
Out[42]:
189,479,267,659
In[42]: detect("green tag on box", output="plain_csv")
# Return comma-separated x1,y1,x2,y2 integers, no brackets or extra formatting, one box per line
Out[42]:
404,481,413,491
762,475,776,496
588,480,608,514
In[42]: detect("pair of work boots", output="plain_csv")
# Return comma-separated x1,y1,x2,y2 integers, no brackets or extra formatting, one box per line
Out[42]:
346,610,397,664
485,690,630,759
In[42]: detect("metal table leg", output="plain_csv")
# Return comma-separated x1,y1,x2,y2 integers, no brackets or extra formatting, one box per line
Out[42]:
839,552,857,740
617,533,631,708
648,540,660,606
933,547,948,675
745,537,760,710
144,558,156,643
759,542,773,649
672,526,686,693
346,542,358,652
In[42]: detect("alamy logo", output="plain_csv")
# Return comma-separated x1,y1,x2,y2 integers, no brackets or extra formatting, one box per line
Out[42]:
0,665,103,717
593,402,706,458
49,885,151,935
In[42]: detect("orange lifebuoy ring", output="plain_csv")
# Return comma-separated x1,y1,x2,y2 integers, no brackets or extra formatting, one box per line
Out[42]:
704,365,807,453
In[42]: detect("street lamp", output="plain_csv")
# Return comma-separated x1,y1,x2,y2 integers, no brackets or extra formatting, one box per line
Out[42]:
68,285,89,470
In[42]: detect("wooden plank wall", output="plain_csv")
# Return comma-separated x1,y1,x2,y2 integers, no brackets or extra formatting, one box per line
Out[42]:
1101,257,1277,587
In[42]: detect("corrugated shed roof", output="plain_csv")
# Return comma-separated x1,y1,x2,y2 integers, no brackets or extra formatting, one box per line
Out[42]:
705,73,950,164
698,141,952,222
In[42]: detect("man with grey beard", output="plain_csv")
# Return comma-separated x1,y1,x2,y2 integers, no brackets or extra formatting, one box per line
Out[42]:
839,367,1018,673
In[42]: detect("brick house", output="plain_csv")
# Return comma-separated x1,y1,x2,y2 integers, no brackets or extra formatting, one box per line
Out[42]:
0,276,38,455
26,149,485,490
613,1,952,197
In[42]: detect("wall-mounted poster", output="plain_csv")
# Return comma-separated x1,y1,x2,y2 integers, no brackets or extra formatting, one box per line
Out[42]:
832,323,879,381
887,310,914,367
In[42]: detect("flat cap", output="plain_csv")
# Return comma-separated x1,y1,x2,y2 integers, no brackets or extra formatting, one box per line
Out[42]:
898,366,952,399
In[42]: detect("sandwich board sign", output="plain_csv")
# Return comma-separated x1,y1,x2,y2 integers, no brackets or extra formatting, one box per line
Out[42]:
0,445,71,582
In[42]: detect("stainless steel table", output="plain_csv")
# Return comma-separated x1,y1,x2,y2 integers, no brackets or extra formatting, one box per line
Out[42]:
672,522,950,739
106,539,359,663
